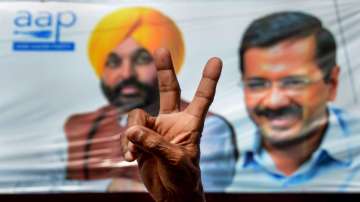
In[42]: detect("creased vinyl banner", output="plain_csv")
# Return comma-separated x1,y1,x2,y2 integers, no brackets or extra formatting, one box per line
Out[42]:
0,0,360,193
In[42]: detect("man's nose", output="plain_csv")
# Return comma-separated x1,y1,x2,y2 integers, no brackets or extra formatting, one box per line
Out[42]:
262,86,291,109
118,59,135,80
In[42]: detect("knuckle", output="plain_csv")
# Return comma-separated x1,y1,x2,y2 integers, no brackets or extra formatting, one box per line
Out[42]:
126,125,142,134
195,90,209,98
168,150,187,166
195,90,213,103
146,136,161,151
130,108,143,115
126,126,144,141
159,83,180,92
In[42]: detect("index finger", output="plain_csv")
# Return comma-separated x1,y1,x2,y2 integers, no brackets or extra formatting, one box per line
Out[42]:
185,57,222,118
154,48,181,114
127,108,148,127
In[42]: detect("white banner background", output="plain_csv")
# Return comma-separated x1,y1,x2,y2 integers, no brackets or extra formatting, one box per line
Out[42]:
0,0,359,192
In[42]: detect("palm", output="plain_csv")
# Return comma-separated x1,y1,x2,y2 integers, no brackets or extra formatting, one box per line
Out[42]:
139,112,202,197
155,112,202,149
121,49,222,202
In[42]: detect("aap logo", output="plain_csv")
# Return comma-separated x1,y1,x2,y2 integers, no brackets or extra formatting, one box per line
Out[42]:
13,10,76,51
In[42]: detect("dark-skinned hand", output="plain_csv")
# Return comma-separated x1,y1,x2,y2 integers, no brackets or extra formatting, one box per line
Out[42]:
121,48,222,202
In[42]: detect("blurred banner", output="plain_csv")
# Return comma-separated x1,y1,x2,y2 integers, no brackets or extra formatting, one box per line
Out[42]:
0,0,360,193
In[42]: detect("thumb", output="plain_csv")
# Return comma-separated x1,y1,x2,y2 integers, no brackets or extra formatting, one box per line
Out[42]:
126,126,186,166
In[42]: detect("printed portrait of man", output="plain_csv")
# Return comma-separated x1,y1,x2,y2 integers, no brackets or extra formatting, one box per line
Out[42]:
63,6,236,192
224,11,360,191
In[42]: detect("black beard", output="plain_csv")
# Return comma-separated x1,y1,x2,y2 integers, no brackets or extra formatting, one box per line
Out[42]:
100,77,158,112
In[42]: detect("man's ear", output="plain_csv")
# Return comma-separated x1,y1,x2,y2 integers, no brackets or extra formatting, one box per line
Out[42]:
328,65,340,101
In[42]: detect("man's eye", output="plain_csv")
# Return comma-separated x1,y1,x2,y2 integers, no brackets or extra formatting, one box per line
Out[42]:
132,49,153,66
245,80,268,90
106,53,121,68
282,78,308,89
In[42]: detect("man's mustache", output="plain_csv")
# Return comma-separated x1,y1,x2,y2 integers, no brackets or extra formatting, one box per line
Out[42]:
111,76,148,96
254,105,303,119
100,76,158,109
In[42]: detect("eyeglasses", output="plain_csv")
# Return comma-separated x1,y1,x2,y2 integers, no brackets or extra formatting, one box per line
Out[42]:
105,48,154,69
241,76,324,94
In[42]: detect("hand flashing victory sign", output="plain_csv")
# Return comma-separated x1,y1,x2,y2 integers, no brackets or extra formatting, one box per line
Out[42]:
121,48,222,202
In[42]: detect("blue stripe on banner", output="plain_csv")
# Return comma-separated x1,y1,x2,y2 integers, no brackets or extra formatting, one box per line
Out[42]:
13,42,75,51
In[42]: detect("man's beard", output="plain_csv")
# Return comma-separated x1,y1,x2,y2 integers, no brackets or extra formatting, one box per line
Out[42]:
100,77,158,112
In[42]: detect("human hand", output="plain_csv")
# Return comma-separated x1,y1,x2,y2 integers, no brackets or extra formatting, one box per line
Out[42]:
121,48,222,202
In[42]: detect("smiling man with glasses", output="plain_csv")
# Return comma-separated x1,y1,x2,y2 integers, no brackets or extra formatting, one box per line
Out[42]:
225,11,360,191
